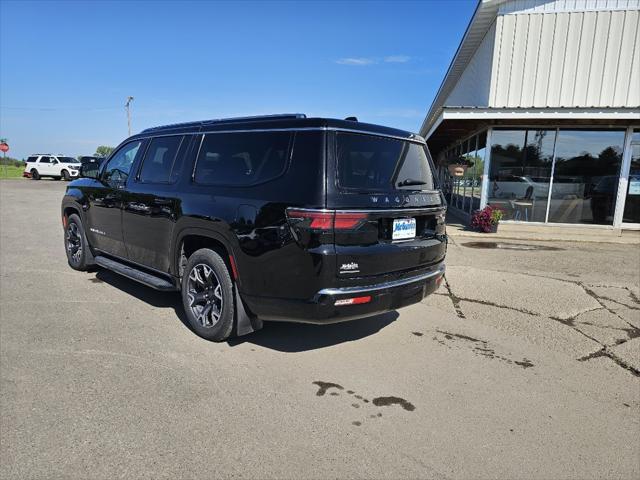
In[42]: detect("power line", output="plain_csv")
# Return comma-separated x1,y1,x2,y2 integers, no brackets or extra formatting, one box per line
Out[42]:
0,106,121,111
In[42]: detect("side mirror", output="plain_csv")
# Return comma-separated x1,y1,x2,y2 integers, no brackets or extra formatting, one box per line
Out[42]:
80,162,100,179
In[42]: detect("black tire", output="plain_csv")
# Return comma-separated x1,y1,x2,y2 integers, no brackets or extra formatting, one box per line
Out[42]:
64,214,94,271
181,248,235,342
31,169,40,180
61,170,70,181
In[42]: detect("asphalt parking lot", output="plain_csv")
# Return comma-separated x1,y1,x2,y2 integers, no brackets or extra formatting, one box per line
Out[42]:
1,179,639,479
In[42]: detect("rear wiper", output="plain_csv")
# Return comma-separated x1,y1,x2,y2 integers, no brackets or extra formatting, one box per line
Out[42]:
397,178,427,187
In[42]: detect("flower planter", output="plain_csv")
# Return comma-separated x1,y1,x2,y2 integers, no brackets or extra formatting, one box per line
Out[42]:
471,206,503,233
448,164,468,177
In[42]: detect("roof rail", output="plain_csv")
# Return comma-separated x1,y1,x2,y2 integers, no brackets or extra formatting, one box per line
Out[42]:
140,113,306,134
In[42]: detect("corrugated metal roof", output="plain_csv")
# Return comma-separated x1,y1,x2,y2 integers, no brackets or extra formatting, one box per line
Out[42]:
421,0,640,138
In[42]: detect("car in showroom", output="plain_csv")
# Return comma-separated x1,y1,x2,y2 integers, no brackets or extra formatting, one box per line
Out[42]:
60,114,447,341
24,154,82,180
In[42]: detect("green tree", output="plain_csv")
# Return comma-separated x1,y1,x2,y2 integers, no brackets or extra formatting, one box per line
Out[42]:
94,145,114,157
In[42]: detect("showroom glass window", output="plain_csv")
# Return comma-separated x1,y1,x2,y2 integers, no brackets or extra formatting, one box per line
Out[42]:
548,130,625,225
622,129,640,225
488,129,554,222
439,131,487,215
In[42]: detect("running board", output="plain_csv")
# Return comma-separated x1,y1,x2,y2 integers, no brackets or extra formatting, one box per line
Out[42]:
95,256,178,291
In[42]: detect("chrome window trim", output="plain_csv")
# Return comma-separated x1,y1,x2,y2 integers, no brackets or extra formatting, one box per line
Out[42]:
316,264,445,297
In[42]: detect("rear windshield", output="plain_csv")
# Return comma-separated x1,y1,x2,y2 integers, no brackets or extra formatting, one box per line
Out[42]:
336,133,435,191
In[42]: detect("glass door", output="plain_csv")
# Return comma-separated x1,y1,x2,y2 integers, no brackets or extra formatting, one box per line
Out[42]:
622,131,640,227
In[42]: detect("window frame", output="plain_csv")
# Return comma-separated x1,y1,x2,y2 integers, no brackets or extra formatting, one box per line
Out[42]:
135,134,186,185
192,131,294,187
99,140,144,188
334,131,436,193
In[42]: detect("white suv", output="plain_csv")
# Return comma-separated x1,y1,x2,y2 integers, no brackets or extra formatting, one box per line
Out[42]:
24,155,82,181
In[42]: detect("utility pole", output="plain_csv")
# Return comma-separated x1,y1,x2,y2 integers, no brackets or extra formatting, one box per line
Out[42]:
125,96,134,136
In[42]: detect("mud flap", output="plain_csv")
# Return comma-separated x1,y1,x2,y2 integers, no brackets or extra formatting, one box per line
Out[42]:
235,287,263,336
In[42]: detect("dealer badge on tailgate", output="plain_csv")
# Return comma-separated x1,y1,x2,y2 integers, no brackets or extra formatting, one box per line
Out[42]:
392,218,416,240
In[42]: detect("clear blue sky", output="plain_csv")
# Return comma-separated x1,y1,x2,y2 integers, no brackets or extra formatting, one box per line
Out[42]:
0,0,475,160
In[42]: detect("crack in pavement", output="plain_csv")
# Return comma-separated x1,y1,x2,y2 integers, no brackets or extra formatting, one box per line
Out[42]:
443,276,465,319
582,284,640,311
578,348,640,377
580,285,640,338
444,266,640,376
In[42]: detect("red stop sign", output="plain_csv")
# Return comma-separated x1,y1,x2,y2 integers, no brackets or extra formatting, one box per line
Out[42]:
0,143,8,153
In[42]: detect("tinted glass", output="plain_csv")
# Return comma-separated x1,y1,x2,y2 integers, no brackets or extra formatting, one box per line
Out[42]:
488,129,554,222
194,132,291,186
27,156,38,163
337,133,434,191
139,135,183,183
548,130,624,225
39,156,51,163
102,141,142,188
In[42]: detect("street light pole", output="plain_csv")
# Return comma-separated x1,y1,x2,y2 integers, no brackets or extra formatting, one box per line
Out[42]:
125,96,134,136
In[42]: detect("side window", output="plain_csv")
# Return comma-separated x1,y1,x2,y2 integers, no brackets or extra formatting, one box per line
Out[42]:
102,141,142,188
138,135,183,184
27,156,38,163
194,131,291,186
39,156,51,164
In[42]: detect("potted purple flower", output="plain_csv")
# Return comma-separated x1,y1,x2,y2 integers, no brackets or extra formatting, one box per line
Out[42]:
471,205,503,233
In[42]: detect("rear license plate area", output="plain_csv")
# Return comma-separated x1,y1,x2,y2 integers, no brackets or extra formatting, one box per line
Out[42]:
392,218,416,240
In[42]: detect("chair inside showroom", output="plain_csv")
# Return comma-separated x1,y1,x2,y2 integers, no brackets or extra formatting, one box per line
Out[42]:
510,186,535,221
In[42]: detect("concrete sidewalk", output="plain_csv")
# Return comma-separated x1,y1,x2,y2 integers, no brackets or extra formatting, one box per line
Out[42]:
446,210,640,244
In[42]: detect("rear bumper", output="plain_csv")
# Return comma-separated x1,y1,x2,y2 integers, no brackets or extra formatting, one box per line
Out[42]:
243,262,445,324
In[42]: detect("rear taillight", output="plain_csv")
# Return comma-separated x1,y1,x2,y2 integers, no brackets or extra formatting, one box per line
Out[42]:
286,209,366,230
334,212,367,229
334,296,372,306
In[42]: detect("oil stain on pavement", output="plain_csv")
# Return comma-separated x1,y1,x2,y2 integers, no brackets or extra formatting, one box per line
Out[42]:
312,381,344,396
312,381,415,426
433,330,535,369
372,396,415,411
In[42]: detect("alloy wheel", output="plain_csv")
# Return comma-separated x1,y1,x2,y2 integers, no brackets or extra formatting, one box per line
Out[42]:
65,223,83,263
187,263,224,328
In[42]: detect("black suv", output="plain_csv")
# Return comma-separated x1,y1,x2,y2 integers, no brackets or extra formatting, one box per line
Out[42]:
61,114,446,341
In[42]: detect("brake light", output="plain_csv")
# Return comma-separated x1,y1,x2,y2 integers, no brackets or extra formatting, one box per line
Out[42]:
335,296,372,306
286,209,366,230
334,212,367,229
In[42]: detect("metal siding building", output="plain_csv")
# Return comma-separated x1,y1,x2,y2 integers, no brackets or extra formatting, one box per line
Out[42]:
422,0,640,230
